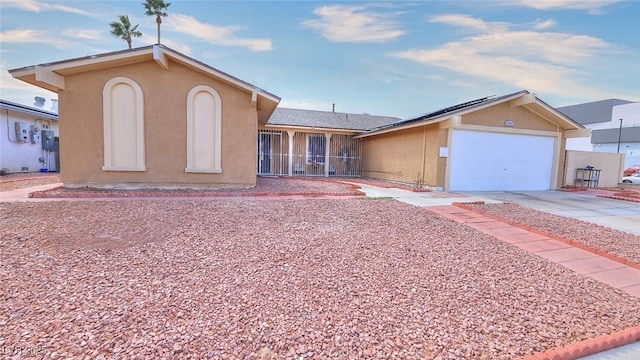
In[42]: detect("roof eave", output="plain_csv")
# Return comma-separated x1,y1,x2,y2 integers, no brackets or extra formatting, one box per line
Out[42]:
9,45,280,106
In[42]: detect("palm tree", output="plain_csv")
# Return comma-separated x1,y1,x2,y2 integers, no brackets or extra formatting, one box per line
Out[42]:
143,0,171,44
109,15,142,49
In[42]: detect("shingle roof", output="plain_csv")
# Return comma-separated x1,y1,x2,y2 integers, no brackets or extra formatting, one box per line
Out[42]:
557,99,633,125
266,107,400,131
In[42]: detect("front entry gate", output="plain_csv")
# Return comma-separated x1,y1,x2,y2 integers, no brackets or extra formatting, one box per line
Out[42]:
257,130,362,177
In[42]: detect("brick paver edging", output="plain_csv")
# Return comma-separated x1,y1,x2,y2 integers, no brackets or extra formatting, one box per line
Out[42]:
451,202,640,271
29,186,366,199
515,325,640,360
598,195,640,203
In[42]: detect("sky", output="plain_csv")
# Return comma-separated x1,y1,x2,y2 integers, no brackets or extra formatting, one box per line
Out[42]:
0,0,639,119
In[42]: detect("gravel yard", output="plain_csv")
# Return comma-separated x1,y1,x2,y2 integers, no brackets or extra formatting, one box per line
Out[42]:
2,196,640,359
28,177,364,198
466,203,640,265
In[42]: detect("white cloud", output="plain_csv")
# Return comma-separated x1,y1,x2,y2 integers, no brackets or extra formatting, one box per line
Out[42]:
0,29,74,48
1,0,92,16
513,0,619,11
303,4,404,43
61,28,103,41
533,18,557,30
429,14,509,32
165,13,272,52
390,14,610,99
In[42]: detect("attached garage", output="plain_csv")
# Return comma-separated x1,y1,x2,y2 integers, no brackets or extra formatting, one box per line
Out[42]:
449,130,556,191
359,91,590,191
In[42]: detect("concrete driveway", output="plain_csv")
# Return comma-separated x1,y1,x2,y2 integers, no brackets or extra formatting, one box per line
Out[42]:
352,183,640,235
460,190,640,235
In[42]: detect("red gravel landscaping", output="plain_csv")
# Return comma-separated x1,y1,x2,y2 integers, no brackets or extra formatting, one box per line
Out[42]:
465,202,640,266
2,196,639,359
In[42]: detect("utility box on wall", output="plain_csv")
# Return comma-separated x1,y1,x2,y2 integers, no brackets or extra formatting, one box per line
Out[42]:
30,125,40,144
42,130,55,150
15,122,29,143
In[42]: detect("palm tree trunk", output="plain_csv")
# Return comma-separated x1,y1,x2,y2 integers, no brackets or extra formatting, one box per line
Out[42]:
156,16,162,44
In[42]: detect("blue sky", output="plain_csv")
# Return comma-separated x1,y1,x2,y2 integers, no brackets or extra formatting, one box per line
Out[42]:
1,0,638,118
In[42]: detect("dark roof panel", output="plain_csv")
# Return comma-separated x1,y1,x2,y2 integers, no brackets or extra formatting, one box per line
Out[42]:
557,99,633,125
266,108,400,131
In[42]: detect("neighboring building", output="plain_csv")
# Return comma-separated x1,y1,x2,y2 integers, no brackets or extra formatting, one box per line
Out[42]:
9,45,280,189
357,91,588,191
560,99,640,169
0,98,59,175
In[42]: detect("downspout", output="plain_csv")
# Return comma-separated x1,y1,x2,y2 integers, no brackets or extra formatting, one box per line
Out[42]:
5,109,17,142
420,126,427,187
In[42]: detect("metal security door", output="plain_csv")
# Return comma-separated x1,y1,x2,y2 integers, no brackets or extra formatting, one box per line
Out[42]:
258,132,272,174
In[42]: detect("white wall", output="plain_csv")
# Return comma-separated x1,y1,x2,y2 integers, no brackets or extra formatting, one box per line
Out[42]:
612,102,640,127
566,102,639,169
613,102,640,169
0,106,59,174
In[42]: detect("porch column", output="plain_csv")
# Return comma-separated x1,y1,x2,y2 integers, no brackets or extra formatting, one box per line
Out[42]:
324,133,332,177
287,131,294,177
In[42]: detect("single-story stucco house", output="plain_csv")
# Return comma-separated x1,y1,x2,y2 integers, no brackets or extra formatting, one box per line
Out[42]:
9,45,588,191
9,45,280,189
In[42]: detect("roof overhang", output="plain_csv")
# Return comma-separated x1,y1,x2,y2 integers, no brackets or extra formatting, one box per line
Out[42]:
0,99,58,121
356,91,586,139
9,45,280,120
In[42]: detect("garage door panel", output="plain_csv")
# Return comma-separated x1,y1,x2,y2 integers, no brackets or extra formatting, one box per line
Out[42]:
450,130,555,191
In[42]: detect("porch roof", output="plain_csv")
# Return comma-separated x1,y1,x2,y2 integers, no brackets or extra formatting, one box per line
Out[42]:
266,108,400,132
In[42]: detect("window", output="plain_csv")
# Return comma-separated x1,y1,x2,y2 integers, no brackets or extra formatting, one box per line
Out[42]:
186,85,222,173
306,134,326,164
102,77,145,171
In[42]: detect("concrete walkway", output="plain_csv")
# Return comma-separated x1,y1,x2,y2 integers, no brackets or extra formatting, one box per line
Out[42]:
0,183,63,202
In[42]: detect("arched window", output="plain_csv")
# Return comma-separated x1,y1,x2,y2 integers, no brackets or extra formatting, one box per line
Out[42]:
186,85,222,173
102,77,145,171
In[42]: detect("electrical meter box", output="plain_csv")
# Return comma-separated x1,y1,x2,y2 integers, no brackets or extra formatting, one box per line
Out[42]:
42,130,55,150
30,125,40,144
15,122,29,143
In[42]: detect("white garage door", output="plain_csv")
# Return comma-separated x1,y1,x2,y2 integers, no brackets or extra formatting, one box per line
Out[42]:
449,130,555,191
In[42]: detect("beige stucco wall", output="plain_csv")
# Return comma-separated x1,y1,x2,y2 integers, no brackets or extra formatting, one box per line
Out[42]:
563,150,625,188
362,101,575,190
462,102,558,132
59,59,259,188
362,127,427,185
361,125,447,188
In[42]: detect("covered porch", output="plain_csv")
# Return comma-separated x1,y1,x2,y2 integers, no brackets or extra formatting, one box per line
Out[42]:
257,129,362,177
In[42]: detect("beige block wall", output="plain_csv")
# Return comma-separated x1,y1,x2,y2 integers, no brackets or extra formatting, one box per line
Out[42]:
563,150,625,188
59,60,259,188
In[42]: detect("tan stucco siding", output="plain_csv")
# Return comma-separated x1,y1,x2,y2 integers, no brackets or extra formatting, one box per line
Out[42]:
59,59,258,188
462,102,558,132
361,127,426,184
